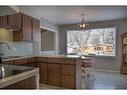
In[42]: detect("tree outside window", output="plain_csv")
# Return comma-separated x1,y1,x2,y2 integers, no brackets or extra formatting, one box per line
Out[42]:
67,28,116,56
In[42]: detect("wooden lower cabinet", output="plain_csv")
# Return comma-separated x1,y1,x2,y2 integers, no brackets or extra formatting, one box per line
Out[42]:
21,62,36,67
14,58,36,67
3,57,76,89
121,65,127,74
3,76,36,89
47,63,60,87
61,75,75,89
61,64,76,89
14,58,27,65
37,63,47,84
61,64,75,76
3,60,14,65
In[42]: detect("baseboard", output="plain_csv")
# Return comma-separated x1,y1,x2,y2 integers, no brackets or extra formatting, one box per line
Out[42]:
95,69,120,74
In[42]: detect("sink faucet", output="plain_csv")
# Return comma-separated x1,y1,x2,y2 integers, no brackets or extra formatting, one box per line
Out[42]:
0,42,10,58
0,42,10,49
0,42,10,78
0,56,5,78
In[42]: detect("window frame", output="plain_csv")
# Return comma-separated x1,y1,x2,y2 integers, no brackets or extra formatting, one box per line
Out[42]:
66,27,117,57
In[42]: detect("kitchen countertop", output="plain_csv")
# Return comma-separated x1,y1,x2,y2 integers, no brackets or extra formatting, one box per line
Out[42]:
0,64,39,88
37,55,81,59
1,54,95,89
2,55,82,61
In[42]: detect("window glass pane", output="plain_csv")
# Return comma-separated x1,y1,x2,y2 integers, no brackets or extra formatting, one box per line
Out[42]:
67,28,116,56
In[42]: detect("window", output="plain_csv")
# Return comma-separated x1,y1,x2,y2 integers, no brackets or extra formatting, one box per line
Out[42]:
67,28,116,56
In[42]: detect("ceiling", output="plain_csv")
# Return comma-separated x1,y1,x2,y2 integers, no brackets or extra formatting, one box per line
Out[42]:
18,6,127,25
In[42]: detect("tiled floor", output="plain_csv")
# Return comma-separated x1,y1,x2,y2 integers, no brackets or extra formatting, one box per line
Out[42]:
39,71,127,89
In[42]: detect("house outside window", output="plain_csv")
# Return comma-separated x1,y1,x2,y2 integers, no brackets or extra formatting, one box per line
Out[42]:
67,28,116,56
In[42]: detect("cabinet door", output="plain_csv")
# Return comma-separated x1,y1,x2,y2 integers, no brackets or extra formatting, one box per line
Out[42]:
61,75,75,89
37,63,48,84
22,14,32,41
0,16,7,25
47,63,60,87
61,64,75,76
121,65,127,74
3,60,14,65
32,18,41,54
22,63,36,67
14,58,28,65
61,64,76,89
8,13,21,28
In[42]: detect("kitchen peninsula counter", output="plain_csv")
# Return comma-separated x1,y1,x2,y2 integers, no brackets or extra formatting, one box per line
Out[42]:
2,55,81,61
0,64,39,89
2,55,84,89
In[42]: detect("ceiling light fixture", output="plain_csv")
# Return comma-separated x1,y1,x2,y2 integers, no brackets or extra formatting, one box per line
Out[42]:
79,14,89,31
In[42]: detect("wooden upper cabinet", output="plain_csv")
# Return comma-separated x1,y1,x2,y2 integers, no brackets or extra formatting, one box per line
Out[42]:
0,12,40,42
22,14,32,41
13,13,33,42
32,18,41,53
0,16,7,25
8,13,21,29
32,18,41,42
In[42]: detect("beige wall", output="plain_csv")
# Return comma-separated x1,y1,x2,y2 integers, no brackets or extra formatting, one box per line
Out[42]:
41,31,55,51
0,28,13,42
58,19,127,71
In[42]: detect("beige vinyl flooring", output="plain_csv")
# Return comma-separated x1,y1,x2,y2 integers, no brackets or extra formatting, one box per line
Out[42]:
39,70,127,89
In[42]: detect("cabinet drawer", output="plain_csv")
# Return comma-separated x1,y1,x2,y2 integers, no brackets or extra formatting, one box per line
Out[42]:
14,58,27,65
3,60,14,65
59,59,75,64
36,57,48,62
27,57,35,63
61,75,75,89
47,58,60,63
61,64,75,76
